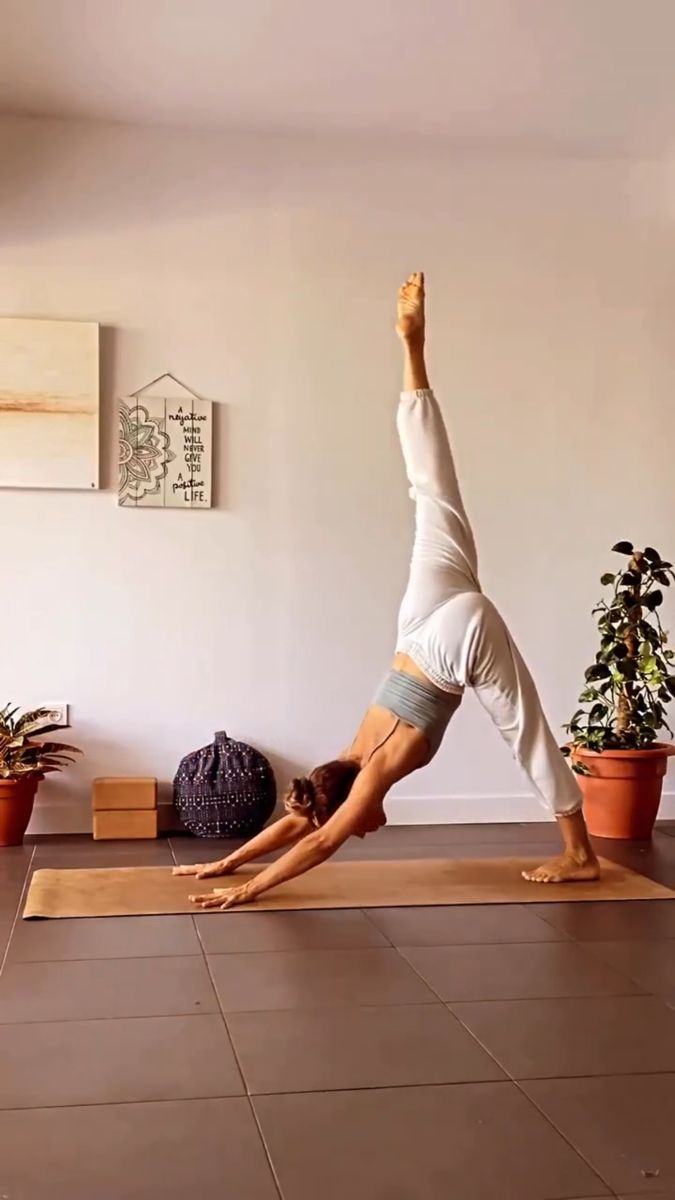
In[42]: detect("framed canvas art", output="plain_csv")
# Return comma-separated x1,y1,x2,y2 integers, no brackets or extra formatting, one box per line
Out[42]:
0,318,99,489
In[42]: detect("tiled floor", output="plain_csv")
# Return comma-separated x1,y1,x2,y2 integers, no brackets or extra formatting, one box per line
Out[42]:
1,824,675,1198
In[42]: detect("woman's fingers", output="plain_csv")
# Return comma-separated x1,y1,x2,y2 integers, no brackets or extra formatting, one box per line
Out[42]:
173,861,228,879
189,886,253,910
196,863,224,879
218,887,253,909
189,892,225,908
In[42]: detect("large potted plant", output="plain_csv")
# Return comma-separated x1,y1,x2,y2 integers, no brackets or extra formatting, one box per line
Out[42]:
564,543,675,839
0,706,81,847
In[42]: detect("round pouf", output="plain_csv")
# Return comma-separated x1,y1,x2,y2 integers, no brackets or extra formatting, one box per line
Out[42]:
173,731,276,838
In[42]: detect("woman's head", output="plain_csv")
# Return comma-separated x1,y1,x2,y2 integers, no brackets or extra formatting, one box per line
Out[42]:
284,758,360,827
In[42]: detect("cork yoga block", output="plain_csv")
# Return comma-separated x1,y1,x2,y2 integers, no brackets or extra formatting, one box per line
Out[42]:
92,777,157,812
93,809,158,841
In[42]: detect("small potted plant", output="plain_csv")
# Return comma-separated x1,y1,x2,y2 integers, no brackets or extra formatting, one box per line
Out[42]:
564,543,675,839
0,706,81,846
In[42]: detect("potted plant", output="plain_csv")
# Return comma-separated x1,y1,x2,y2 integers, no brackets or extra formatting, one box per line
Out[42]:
564,542,675,839
0,706,81,847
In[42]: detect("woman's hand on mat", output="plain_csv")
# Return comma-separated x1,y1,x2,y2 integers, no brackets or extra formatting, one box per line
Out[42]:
172,856,237,880
189,882,256,910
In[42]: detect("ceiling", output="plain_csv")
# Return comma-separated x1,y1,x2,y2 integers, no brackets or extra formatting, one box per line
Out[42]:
2,0,675,152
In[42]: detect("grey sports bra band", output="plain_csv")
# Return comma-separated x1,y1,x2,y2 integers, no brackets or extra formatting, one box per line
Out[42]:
372,669,462,757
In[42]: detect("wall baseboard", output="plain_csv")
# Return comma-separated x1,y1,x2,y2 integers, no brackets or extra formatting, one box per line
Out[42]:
28,792,675,835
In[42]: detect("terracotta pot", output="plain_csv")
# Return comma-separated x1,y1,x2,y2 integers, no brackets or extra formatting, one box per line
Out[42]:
573,743,675,840
0,777,39,847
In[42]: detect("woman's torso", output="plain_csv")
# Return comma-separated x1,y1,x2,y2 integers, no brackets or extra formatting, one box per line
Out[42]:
348,653,460,781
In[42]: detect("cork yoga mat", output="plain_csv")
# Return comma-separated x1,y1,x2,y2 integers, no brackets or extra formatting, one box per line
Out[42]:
23,858,675,919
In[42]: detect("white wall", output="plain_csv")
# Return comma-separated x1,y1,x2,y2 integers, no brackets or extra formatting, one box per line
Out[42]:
1,115,674,831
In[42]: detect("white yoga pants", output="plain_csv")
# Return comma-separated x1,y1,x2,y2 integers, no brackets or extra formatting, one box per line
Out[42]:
395,389,582,818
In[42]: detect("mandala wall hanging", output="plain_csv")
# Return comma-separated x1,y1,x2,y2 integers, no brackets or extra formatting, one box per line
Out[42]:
118,373,212,509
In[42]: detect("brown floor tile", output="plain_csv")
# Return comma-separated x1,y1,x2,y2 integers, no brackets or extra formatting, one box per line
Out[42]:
584,941,675,1000
0,877,28,916
228,1003,503,1094
31,838,174,869
32,834,171,854
452,995,675,1078
169,836,246,865
0,1013,242,1108
401,941,643,1002
254,1083,609,1200
195,908,388,953
0,1098,278,1200
591,836,675,887
524,1074,675,1195
7,914,201,961
364,903,567,946
0,844,34,873
0,955,218,1023
0,916,13,957
209,947,437,1011
530,899,675,941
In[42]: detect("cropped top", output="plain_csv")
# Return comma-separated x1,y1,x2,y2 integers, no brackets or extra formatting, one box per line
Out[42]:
372,669,462,758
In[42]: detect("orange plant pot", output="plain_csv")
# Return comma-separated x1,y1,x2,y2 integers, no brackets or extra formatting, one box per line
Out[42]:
573,744,675,840
0,777,39,847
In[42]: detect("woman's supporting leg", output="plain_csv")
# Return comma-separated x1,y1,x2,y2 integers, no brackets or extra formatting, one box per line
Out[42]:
465,594,599,882
396,275,480,640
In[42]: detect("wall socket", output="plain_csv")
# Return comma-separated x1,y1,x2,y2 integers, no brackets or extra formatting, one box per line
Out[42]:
42,704,69,728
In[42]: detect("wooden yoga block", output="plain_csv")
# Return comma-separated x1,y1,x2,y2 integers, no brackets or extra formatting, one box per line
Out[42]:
92,777,157,812
93,809,158,841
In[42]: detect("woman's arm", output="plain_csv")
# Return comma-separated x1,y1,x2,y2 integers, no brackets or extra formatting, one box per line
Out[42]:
189,767,388,909
173,812,313,879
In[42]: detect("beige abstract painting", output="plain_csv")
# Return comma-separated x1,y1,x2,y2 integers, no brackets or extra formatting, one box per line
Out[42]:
0,318,99,489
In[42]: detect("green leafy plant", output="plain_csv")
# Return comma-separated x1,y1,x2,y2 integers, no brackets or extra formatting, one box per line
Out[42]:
564,543,675,772
0,705,81,780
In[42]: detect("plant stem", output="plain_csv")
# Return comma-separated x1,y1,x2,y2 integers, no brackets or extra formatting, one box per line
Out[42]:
616,552,643,735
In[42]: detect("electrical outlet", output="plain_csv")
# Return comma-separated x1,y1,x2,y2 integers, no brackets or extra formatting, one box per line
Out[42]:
42,704,69,728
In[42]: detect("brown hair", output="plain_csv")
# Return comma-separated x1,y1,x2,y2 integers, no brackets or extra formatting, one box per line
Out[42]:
284,759,360,826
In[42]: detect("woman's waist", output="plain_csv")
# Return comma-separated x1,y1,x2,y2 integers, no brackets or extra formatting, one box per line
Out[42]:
391,651,449,691
393,644,465,696
373,667,462,731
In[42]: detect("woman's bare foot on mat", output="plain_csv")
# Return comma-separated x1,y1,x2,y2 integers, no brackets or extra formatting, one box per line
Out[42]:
522,852,600,884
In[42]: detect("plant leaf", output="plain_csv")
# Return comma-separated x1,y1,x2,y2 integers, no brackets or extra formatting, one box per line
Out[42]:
643,590,664,611
585,663,611,682
612,541,634,555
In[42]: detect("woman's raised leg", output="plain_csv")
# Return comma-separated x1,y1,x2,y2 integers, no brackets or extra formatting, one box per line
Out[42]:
396,274,480,635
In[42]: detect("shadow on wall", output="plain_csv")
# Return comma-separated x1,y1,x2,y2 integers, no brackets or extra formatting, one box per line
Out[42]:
0,116,279,246
99,324,117,492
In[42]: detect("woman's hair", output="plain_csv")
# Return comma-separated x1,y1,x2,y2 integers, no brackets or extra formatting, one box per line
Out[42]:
284,759,360,826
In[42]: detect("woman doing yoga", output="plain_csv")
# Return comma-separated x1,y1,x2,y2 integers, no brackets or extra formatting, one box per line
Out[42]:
175,273,599,909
